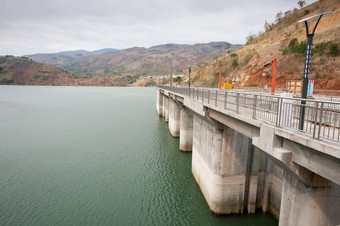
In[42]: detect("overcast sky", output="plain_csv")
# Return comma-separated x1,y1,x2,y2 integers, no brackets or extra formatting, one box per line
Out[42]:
1,0,317,56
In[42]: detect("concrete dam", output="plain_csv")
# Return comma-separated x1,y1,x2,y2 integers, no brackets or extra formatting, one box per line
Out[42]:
156,86,340,226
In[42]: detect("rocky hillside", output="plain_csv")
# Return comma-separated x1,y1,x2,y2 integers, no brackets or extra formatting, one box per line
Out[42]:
185,0,340,91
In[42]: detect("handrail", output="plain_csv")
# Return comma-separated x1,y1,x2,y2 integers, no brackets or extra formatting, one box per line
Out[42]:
158,85,340,143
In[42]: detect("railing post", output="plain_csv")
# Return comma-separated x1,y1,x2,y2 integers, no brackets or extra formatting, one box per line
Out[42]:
276,97,282,127
208,90,210,104
252,95,257,119
202,89,204,102
317,102,324,140
236,93,240,114
215,91,218,106
312,102,319,138
224,92,227,109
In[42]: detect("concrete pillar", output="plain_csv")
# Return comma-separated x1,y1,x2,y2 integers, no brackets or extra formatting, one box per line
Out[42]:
247,147,260,213
179,108,193,151
261,158,272,213
256,151,267,210
156,89,163,117
259,158,283,220
269,164,283,220
279,173,340,226
192,115,251,214
162,95,166,118
168,98,181,137
164,96,169,123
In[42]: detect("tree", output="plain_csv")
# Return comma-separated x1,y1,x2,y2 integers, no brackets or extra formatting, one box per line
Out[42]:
275,11,283,23
264,20,274,32
298,1,306,9
232,59,238,68
245,33,257,45
173,76,182,83
284,10,292,17
328,43,339,55
264,20,270,31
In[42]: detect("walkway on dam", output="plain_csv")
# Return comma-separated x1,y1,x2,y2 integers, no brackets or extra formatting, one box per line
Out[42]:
159,85,340,144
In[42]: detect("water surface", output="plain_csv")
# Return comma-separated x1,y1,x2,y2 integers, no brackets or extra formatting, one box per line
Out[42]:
0,86,277,225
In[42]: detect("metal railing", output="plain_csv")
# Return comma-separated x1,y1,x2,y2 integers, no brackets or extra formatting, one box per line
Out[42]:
158,85,340,143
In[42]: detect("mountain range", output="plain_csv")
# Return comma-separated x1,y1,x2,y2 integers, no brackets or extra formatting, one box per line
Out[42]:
26,42,239,78
1,42,238,86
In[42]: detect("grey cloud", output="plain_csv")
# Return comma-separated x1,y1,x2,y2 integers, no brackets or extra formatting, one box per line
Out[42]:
1,0,317,55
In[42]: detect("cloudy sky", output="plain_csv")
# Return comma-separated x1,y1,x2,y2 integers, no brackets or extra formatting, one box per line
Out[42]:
1,0,317,56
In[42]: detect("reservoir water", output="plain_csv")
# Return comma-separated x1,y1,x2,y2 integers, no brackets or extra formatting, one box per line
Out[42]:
0,86,277,225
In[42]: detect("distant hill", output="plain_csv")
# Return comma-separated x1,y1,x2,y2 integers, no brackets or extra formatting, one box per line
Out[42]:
63,42,239,77
0,56,142,86
92,48,119,54
25,48,119,67
57,50,89,56
0,56,78,85
185,0,340,91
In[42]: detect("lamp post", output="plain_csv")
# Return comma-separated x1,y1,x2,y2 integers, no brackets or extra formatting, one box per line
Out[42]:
298,11,333,131
188,66,191,88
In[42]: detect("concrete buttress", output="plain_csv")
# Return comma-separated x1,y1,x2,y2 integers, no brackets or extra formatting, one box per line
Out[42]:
156,89,163,117
180,108,193,151
191,115,251,214
164,96,169,123
168,98,181,137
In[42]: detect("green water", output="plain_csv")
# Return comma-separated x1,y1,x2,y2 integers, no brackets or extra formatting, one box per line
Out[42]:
0,86,277,225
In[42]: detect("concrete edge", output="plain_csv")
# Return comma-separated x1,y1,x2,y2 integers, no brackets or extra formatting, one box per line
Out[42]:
203,103,261,128
275,128,340,159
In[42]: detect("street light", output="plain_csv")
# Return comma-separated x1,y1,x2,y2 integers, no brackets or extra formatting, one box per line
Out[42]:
188,66,191,88
298,11,333,131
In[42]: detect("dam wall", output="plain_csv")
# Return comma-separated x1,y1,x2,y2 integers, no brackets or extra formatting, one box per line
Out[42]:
156,87,340,226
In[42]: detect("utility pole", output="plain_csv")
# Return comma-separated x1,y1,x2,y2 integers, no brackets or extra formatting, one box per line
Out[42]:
271,58,277,95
